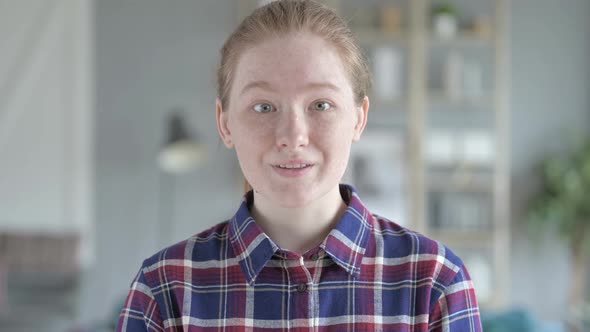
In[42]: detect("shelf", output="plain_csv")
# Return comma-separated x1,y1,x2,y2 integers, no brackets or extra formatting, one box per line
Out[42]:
427,176,493,193
427,163,495,174
428,30,493,48
427,91,493,106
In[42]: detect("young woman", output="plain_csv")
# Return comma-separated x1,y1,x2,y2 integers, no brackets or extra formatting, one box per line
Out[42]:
117,1,482,331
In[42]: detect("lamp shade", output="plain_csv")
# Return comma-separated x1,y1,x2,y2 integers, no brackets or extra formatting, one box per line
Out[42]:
158,111,205,173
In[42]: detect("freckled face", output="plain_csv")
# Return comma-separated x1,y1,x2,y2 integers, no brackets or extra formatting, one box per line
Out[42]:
217,33,368,208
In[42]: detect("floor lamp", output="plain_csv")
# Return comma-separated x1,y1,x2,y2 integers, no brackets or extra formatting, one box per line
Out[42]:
156,110,206,248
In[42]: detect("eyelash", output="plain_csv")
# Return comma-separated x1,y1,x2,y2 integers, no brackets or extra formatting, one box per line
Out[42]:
251,100,334,113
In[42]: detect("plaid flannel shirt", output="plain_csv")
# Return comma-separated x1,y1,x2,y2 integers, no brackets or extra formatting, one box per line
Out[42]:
117,185,482,331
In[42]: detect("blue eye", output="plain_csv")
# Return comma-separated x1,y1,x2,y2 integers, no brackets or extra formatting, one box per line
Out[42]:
253,103,274,113
313,101,331,111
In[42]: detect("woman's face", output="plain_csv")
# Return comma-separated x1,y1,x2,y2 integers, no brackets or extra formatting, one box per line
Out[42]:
217,32,368,208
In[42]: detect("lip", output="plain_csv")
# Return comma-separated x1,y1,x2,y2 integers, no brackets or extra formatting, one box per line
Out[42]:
271,160,315,178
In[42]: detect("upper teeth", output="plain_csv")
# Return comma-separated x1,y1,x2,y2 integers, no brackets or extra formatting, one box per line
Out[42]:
278,164,308,169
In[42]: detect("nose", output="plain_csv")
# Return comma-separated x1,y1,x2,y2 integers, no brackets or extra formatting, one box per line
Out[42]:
275,109,309,151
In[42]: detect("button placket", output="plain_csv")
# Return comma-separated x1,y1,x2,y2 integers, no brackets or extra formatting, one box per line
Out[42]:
283,255,313,322
294,256,312,293
297,283,308,292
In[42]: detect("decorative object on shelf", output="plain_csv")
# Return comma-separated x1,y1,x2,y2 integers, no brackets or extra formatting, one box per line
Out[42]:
373,47,403,101
427,130,457,165
429,191,492,230
444,52,485,101
427,129,494,167
526,137,590,327
432,2,459,40
471,15,492,39
380,5,402,34
158,110,206,174
461,130,494,166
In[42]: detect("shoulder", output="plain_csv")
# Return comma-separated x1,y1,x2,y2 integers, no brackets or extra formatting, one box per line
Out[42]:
138,221,232,286
369,214,465,284
375,215,484,328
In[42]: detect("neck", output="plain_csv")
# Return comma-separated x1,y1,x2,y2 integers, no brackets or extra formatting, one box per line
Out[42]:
251,185,347,254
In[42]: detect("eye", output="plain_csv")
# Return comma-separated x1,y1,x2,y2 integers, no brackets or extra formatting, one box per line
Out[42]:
312,101,331,111
253,103,274,113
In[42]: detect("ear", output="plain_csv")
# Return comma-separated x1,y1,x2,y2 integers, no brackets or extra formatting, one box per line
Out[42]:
352,96,369,142
216,98,234,148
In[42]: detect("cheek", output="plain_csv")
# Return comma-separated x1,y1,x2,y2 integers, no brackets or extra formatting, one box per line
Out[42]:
313,114,357,144
228,112,274,141
320,115,358,164
230,120,274,163
314,122,354,163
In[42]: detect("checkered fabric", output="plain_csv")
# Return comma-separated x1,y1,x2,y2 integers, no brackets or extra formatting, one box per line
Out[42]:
117,185,481,331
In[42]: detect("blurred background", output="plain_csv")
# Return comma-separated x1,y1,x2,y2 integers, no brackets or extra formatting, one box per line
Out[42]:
0,0,589,331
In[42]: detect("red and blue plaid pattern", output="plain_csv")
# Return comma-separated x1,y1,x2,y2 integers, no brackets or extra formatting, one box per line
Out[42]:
117,185,482,331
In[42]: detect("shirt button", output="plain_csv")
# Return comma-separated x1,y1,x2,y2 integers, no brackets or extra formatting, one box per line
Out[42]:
297,283,308,292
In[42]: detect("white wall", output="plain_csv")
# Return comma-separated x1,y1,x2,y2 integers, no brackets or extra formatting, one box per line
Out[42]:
80,0,239,324
0,0,94,262
509,0,590,320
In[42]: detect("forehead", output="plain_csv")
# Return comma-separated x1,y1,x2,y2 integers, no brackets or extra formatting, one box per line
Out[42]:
231,33,352,95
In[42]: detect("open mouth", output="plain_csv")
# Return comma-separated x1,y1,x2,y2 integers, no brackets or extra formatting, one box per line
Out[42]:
275,164,311,169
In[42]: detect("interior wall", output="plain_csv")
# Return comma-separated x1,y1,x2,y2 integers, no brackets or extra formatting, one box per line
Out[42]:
509,0,590,320
81,0,239,323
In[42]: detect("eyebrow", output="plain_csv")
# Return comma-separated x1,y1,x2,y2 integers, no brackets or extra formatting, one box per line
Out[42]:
240,81,276,96
239,80,342,96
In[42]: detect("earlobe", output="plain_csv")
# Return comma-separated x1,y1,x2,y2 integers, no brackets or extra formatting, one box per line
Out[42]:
216,98,234,148
353,96,369,142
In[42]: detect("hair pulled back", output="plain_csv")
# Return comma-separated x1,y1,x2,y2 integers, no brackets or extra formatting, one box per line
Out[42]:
217,0,371,109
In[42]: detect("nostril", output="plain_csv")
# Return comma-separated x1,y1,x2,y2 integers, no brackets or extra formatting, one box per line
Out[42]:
275,115,309,149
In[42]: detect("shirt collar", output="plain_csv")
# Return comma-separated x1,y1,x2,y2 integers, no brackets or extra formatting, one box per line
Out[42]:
228,191,279,285
320,184,372,279
228,184,373,284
